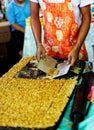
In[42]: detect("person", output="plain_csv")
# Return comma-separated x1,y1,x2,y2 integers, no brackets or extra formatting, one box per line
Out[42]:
30,0,94,66
6,0,30,66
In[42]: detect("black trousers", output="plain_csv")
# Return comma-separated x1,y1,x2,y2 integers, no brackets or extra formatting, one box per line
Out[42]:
7,30,24,67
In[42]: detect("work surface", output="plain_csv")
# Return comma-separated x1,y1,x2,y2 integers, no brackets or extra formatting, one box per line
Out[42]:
0,56,94,130
0,21,9,27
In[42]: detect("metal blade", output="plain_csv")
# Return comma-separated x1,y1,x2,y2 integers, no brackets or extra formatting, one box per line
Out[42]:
37,55,58,73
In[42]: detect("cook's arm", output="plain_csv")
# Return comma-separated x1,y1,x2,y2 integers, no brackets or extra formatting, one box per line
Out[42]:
11,23,25,33
30,2,46,61
68,5,91,66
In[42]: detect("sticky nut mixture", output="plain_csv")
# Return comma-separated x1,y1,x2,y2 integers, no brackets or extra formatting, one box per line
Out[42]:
0,56,77,129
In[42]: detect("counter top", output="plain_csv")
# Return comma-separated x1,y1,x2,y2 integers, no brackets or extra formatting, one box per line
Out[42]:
0,21,9,27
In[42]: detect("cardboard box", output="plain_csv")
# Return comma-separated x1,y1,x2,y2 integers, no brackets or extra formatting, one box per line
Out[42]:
0,21,11,57
0,21,11,43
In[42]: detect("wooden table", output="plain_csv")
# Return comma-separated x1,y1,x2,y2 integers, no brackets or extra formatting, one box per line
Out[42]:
0,20,9,27
0,20,10,58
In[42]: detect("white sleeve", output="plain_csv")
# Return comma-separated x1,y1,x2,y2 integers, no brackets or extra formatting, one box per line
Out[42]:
30,0,39,3
80,0,94,7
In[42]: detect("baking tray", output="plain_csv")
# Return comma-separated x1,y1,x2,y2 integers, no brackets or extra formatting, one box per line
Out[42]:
15,58,85,80
0,59,86,130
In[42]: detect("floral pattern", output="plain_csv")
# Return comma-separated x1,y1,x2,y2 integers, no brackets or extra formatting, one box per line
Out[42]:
43,0,88,60
54,16,64,28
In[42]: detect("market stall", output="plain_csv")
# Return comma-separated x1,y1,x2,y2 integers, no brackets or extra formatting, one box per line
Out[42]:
0,4,94,130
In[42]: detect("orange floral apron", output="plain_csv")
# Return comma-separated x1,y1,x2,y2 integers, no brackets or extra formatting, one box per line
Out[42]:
42,0,88,60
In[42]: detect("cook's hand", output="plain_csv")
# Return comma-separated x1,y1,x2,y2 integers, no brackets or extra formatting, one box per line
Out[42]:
67,48,79,66
36,44,46,61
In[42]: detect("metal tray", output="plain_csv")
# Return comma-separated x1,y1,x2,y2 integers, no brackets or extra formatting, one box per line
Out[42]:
1,59,85,130
15,59,85,80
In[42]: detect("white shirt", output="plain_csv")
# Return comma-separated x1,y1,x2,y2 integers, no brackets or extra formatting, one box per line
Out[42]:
30,0,94,27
